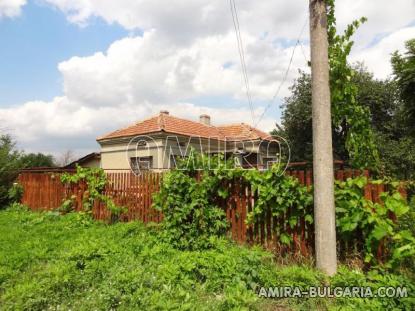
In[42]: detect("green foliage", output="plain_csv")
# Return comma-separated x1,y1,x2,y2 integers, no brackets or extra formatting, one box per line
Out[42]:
276,72,314,162
0,134,57,208
335,177,415,268
327,0,379,170
61,165,107,211
156,152,413,268
244,168,313,245
18,152,55,168
0,208,278,310
392,38,415,134
7,202,28,212
331,266,415,310
61,165,126,222
0,135,21,207
279,5,414,178
154,152,313,249
279,1,381,169
7,183,23,204
153,153,230,250
1,208,414,310
279,64,415,178
58,195,76,214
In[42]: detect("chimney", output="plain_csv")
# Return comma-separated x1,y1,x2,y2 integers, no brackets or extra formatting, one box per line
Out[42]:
160,110,169,115
199,114,211,126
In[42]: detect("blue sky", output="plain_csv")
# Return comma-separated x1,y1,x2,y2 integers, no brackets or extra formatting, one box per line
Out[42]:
0,1,128,106
0,0,414,157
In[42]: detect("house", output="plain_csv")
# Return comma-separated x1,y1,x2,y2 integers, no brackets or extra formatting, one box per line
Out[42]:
97,111,279,172
65,152,101,169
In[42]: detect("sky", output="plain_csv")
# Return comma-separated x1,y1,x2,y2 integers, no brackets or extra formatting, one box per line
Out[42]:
0,0,414,158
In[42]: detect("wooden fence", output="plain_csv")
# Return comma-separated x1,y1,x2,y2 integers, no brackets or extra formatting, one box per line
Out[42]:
18,168,402,257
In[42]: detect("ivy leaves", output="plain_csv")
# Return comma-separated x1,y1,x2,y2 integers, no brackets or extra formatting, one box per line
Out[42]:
154,152,314,248
335,176,415,268
244,167,313,238
152,155,229,250
61,166,126,221
327,0,380,170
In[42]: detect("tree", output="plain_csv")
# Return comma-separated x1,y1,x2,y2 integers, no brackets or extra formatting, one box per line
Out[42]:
0,135,21,207
0,134,58,207
283,0,379,170
279,64,415,179
391,38,415,134
327,1,379,170
57,150,76,167
275,72,312,162
18,153,56,168
276,71,347,162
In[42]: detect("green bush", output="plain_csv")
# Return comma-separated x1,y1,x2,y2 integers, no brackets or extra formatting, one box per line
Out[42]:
335,177,415,268
153,151,314,250
0,135,21,208
153,153,229,250
155,152,414,270
7,202,28,212
7,183,23,203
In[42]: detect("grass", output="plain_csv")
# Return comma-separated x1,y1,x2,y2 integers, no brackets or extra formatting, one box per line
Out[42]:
0,206,414,310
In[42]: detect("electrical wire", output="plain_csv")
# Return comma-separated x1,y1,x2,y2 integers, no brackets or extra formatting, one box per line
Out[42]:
254,18,308,128
229,0,256,125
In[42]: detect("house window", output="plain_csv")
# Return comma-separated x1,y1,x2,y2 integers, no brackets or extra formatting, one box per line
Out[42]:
241,153,259,168
130,156,153,172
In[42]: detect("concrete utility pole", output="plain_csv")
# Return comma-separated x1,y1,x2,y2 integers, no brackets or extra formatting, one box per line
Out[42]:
309,0,337,275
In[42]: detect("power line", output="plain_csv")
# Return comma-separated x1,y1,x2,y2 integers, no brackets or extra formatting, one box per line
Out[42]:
229,0,256,125
254,18,308,128
299,39,309,64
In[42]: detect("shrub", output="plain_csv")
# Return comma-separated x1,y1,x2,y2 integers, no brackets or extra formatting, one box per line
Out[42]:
0,135,21,208
155,151,415,270
7,202,28,212
153,156,229,250
335,177,415,268
58,195,76,214
154,151,315,250
7,183,23,204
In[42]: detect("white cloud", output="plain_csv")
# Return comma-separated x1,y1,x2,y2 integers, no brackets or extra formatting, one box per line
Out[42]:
336,0,415,47
1,0,415,155
1,30,289,153
41,0,415,43
42,0,307,43
0,0,26,18
58,30,308,103
351,26,415,79
40,0,415,78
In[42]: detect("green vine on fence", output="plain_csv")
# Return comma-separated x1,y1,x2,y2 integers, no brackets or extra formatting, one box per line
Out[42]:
60,165,126,221
335,177,415,268
153,152,414,269
153,152,314,249
153,153,230,250
243,168,313,245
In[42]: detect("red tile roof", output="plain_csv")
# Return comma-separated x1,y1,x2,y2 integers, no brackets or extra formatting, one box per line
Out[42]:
97,112,272,142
